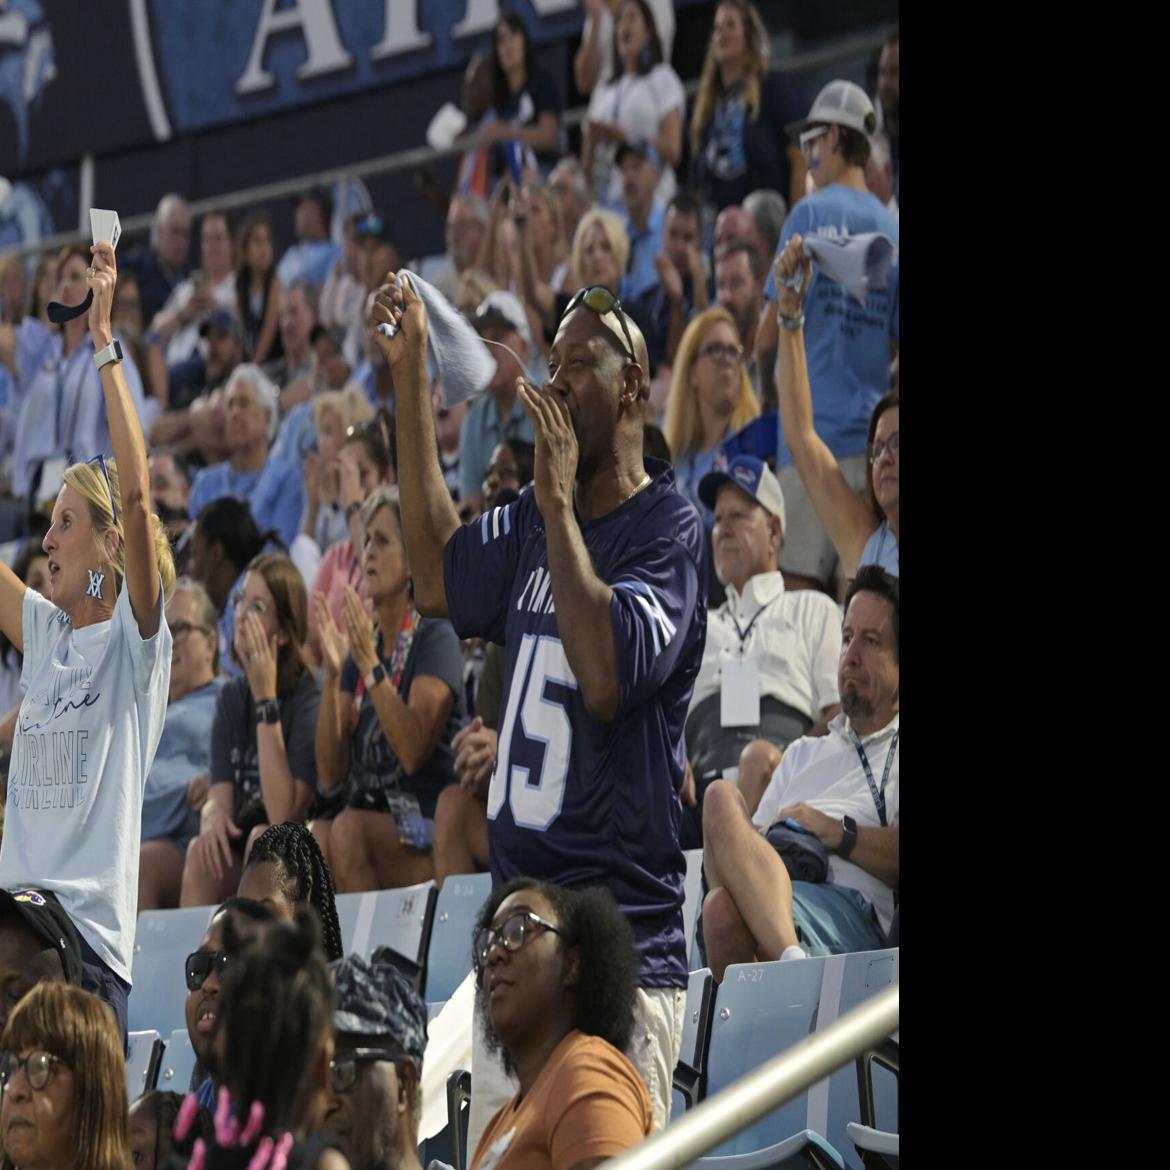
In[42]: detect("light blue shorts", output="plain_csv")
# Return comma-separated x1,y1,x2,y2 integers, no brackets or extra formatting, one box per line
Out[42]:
791,882,887,954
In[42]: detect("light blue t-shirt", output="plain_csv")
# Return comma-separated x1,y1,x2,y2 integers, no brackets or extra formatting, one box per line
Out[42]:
620,201,666,306
141,678,226,847
188,457,305,549
763,185,899,465
271,399,316,467
458,393,535,502
275,240,342,289
1,582,172,981
858,519,898,578
676,444,720,532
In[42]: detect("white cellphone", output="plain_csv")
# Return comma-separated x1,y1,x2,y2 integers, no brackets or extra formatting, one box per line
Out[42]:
89,209,122,252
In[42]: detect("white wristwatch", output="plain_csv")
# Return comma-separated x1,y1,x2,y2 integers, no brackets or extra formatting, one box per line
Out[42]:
93,338,123,371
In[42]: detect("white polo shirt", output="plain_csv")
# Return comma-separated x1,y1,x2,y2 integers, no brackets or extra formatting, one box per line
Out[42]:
753,713,900,933
691,571,841,724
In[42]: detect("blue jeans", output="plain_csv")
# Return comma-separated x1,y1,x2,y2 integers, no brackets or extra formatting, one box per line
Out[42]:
77,931,131,1054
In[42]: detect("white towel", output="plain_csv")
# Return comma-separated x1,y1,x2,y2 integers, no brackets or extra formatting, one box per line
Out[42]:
778,232,897,306
380,269,497,405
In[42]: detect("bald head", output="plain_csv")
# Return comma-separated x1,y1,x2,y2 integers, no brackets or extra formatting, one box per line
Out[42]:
714,205,765,262
559,299,650,402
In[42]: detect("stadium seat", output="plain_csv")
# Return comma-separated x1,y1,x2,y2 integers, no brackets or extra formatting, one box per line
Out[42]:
125,1030,163,1101
683,1130,845,1170
703,956,831,1158
129,906,217,1035
157,1028,199,1095
672,966,715,1115
819,949,899,1170
334,881,438,989
683,848,705,967
423,872,492,1005
844,1123,898,1170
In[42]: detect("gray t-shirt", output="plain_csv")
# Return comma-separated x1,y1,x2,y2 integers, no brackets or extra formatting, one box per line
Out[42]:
210,671,321,810
1,583,172,982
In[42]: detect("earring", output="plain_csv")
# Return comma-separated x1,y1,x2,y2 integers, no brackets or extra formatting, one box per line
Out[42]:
85,568,106,601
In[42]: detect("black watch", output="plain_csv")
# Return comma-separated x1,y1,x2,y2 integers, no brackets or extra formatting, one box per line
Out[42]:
365,662,387,690
345,501,363,522
838,815,858,859
255,697,280,725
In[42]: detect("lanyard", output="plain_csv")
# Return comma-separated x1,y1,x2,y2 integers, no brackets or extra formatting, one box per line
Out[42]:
357,605,420,702
727,599,772,653
853,729,898,827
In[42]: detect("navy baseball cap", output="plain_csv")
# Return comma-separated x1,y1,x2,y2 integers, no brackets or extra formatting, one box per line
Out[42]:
0,888,83,986
330,947,428,1068
698,455,786,534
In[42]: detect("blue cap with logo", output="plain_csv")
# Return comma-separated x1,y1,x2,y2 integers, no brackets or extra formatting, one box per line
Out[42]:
698,454,786,535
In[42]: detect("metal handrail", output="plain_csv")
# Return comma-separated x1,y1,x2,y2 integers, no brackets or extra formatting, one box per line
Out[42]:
602,981,899,1170
0,22,894,261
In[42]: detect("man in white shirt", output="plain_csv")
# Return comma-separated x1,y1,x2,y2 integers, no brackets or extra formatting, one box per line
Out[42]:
700,564,899,980
680,456,840,848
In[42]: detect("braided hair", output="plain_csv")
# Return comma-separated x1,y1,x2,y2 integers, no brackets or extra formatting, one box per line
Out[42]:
244,822,344,961
130,1089,213,1164
179,910,334,1169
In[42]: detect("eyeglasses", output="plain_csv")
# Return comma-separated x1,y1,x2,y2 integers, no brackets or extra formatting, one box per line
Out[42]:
564,286,638,364
87,454,118,525
185,949,230,992
798,125,831,156
870,431,899,464
329,1048,410,1094
170,621,212,640
474,910,563,970
0,1051,64,1093
697,342,744,365
231,591,270,617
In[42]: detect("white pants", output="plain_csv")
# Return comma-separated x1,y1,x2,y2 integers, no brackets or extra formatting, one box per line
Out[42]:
466,984,686,1158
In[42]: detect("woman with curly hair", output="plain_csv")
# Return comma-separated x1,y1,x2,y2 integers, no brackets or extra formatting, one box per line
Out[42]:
689,0,806,212
470,878,652,1170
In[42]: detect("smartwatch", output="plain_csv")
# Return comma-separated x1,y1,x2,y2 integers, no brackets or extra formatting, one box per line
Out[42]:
345,501,363,523
254,697,280,725
838,815,858,859
93,338,124,371
776,310,805,332
365,663,387,691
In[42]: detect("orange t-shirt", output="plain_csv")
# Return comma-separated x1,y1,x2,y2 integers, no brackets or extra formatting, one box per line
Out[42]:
471,1031,654,1170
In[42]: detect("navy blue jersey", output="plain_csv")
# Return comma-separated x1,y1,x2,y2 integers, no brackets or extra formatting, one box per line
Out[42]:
443,458,707,987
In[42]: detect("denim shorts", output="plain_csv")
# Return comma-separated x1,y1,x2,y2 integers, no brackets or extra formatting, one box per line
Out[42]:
790,882,887,955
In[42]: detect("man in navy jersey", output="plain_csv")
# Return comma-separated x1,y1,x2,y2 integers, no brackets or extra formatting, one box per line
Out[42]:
369,275,707,1136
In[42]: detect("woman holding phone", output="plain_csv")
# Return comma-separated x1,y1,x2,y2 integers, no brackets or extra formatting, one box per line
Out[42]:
0,240,177,1044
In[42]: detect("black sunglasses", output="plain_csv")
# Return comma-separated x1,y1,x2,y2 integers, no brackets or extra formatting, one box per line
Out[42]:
563,286,638,364
185,949,230,992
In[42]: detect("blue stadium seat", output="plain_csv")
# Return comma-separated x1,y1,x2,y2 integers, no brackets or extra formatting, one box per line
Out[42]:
334,881,438,988
423,872,492,1005
819,949,899,1170
844,1123,898,1170
157,1028,200,1095
684,1130,845,1170
703,957,831,1158
683,848,705,967
129,906,217,1035
125,1030,163,1101
673,967,715,1116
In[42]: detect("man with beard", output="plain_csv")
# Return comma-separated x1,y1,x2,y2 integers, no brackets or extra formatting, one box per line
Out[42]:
321,948,428,1170
698,566,899,981
715,241,765,392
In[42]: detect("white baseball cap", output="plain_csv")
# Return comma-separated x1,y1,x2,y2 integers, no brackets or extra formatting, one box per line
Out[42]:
785,80,877,139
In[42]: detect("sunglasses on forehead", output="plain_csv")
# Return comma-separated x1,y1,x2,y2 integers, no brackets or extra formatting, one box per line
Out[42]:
87,454,117,525
563,286,638,364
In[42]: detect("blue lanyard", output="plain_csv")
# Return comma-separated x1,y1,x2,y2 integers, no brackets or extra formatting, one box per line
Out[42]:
54,342,90,451
853,728,898,827
727,600,772,652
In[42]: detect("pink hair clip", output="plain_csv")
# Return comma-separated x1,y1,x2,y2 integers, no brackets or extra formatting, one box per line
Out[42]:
188,1137,207,1170
174,1092,200,1142
269,1132,295,1170
214,1085,239,1146
245,1135,275,1170
239,1100,266,1147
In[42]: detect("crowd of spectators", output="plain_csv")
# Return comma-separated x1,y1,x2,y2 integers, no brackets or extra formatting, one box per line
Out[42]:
0,5,899,1168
